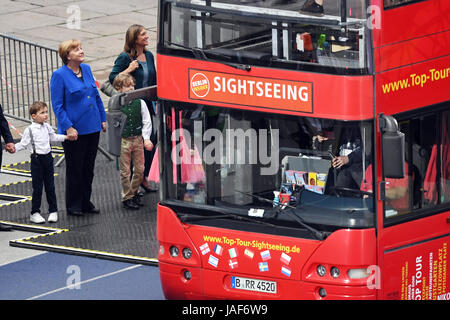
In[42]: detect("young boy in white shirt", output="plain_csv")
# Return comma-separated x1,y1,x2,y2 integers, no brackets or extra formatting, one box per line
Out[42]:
15,101,72,223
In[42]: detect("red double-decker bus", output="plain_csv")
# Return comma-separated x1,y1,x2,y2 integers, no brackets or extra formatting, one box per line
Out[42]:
155,0,450,299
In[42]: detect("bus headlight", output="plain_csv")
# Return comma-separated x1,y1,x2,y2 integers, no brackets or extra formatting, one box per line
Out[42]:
348,268,370,279
318,287,327,298
184,270,192,281
182,247,192,259
169,246,179,257
317,265,326,277
330,267,340,278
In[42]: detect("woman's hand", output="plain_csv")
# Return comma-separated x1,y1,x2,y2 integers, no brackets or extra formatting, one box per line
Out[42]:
101,122,107,132
5,142,15,153
66,126,78,140
125,59,139,74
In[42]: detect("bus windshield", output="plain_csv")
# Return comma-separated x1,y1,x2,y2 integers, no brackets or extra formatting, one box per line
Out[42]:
159,102,375,234
160,0,370,74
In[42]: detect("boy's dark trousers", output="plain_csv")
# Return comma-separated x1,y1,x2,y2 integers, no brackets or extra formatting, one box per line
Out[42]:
30,153,57,214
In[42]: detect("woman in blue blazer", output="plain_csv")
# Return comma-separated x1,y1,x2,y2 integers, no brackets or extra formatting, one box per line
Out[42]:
50,39,106,216
109,24,157,193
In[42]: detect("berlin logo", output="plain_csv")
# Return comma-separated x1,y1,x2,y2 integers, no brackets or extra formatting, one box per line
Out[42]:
190,73,210,98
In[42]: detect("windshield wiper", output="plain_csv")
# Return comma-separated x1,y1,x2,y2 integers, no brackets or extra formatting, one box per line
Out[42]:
235,190,328,241
179,212,277,228
164,41,251,71
283,208,328,240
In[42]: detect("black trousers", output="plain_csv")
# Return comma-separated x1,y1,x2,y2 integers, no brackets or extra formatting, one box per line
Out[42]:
31,153,57,214
62,132,100,213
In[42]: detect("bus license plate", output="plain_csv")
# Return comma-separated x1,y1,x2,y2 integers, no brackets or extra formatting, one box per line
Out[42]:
231,276,277,294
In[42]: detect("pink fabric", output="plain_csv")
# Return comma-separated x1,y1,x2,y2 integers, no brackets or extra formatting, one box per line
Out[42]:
148,108,205,184
424,144,437,204
148,146,160,183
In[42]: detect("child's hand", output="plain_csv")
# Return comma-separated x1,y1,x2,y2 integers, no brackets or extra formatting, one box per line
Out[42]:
144,139,153,151
5,143,15,153
66,134,77,141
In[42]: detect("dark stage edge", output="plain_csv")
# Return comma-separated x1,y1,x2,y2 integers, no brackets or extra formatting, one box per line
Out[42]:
0,148,160,266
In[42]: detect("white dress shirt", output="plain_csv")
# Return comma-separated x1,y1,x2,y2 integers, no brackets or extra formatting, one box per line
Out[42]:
15,122,66,155
140,99,152,141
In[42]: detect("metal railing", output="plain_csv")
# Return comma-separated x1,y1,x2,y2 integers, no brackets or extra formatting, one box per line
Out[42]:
0,33,61,126
0,34,113,164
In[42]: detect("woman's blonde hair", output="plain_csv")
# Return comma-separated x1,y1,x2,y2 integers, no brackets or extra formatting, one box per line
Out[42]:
58,39,81,65
124,24,146,59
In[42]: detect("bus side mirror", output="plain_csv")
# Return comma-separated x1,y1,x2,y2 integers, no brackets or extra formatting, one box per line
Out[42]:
380,114,405,179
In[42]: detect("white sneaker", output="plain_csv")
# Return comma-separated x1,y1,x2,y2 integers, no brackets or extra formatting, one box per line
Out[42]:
48,212,58,223
30,213,45,224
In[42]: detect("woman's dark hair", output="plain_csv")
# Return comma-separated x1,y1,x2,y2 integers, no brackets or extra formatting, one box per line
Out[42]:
124,24,146,59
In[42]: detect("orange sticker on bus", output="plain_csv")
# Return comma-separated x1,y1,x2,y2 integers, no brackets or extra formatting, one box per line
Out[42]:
189,69,313,113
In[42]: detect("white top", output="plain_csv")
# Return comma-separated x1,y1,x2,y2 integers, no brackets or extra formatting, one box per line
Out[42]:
140,99,152,141
15,122,66,155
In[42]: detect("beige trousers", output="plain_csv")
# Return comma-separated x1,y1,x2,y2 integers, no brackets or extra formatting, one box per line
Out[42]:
119,136,144,201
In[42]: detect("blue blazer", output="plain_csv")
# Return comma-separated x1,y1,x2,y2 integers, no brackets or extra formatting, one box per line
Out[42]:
0,104,13,145
50,64,106,135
